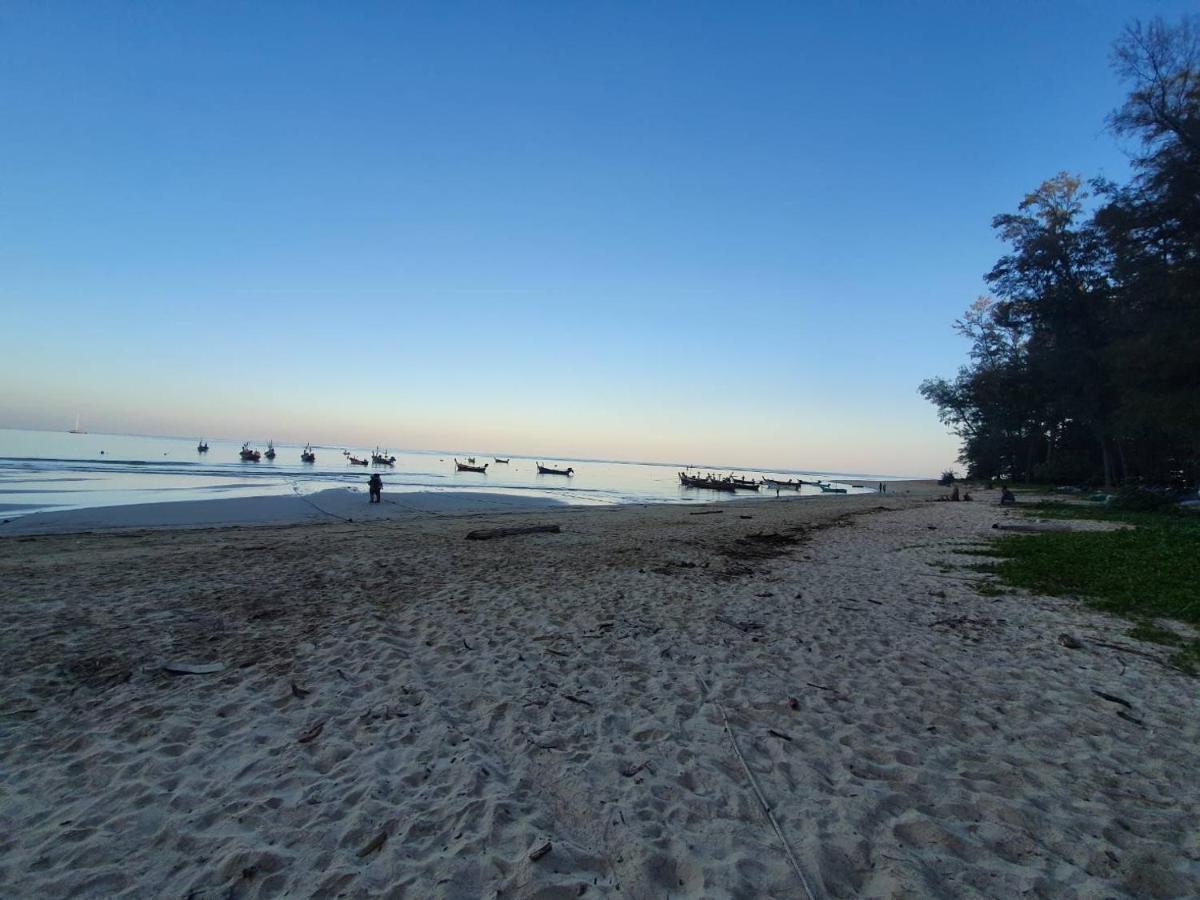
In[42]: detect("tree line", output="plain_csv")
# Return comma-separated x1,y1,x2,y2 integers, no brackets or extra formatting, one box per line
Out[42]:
921,17,1199,489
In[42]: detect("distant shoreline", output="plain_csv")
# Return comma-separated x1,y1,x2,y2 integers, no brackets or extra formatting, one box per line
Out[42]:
0,481,940,536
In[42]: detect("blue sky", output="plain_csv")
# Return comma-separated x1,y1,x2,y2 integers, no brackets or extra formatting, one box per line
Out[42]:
2,1,1191,475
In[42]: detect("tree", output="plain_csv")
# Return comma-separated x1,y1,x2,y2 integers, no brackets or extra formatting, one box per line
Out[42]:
921,17,1200,489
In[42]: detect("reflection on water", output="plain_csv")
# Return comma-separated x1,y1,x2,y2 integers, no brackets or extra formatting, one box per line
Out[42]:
0,429,894,518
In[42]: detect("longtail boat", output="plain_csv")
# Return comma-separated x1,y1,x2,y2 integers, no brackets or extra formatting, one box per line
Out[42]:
239,442,261,462
455,459,488,473
678,472,735,492
345,450,369,466
536,462,575,476
730,477,761,491
819,483,848,493
762,477,804,490
494,458,510,464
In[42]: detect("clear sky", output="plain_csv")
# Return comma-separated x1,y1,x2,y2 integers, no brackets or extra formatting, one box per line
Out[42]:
2,1,1191,475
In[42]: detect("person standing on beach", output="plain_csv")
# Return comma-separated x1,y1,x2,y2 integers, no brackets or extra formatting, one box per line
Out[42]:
368,473,382,503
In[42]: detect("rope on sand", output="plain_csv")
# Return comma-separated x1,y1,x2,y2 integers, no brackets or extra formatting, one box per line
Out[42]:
288,482,354,523
699,677,819,900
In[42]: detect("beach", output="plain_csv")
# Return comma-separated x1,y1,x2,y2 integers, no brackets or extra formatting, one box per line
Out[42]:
1,485,1197,898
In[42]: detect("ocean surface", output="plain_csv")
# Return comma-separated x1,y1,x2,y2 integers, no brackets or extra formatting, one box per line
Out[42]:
0,429,897,519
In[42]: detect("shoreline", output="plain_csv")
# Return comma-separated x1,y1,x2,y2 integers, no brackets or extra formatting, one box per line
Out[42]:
0,480,940,536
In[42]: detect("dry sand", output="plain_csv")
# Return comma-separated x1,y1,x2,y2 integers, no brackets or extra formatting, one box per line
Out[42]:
1,486,1197,898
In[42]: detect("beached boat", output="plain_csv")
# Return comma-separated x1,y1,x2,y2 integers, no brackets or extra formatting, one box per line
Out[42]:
730,477,761,491
239,442,261,462
819,483,848,494
455,459,488,473
494,458,510,464
371,448,396,466
762,477,804,490
196,440,209,453
264,440,277,460
537,462,575,476
678,471,736,492
300,443,316,463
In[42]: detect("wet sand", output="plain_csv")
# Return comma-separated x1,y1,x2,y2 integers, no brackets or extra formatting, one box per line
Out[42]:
1,485,1196,897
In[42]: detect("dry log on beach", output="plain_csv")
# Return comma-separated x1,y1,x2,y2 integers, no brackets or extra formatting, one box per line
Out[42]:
465,524,561,540
161,661,225,675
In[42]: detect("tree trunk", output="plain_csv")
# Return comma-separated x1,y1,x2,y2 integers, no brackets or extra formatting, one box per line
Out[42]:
1099,436,1114,489
1115,441,1129,485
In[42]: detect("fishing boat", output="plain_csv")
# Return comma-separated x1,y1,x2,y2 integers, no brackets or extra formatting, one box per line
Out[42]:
348,455,369,466
536,462,575,476
494,458,510,464
300,443,316,463
762,477,804,491
239,442,261,461
197,440,209,453
819,483,848,494
455,459,488,473
730,476,761,491
68,414,86,435
264,440,277,460
678,472,736,492
371,448,396,466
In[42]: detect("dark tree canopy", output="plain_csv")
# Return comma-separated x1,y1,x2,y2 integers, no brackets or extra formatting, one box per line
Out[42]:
923,16,1200,489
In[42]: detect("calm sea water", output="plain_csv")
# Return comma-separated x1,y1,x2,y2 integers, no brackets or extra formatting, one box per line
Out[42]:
0,429,894,518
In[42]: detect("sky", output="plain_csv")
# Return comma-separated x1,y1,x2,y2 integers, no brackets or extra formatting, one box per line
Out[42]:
2,1,1193,476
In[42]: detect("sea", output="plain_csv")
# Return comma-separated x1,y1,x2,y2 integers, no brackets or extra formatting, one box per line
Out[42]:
0,429,902,520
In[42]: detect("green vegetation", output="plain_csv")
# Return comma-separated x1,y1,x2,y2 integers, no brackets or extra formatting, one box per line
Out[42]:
986,502,1200,672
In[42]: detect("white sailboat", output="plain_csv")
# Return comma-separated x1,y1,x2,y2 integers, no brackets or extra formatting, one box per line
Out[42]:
69,413,86,434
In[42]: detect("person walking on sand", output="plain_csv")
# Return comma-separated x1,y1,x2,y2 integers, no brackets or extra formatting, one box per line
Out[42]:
368,473,383,504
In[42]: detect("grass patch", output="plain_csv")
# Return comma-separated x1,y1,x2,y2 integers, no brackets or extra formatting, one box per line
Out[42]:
1125,620,1200,675
987,505,1199,658
975,581,1009,597
1169,642,1200,676
1127,620,1184,646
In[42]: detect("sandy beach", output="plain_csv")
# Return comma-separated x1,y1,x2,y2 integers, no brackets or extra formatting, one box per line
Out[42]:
1,485,1197,898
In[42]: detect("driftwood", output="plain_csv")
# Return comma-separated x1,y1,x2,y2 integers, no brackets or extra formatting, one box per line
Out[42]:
529,842,553,861
162,661,225,675
298,721,325,743
465,524,561,541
